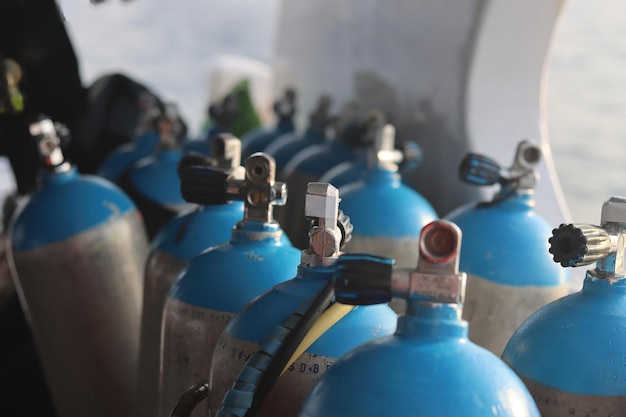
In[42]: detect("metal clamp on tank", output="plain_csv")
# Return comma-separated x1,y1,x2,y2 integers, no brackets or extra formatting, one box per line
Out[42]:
459,140,541,206
29,118,71,173
549,196,626,280
300,183,352,267
334,220,466,310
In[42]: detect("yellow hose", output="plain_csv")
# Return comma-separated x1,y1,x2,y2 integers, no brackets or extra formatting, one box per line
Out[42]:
281,303,355,375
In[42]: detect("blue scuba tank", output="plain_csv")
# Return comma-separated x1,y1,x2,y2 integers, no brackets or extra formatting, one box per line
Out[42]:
158,153,300,417
339,123,437,269
97,130,160,182
121,103,194,239
241,88,296,157
97,92,162,181
136,134,245,417
300,220,540,417
263,95,332,176
7,119,149,417
208,183,397,417
502,196,626,416
444,140,569,355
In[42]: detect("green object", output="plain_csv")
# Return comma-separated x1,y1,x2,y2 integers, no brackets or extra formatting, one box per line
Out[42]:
229,79,261,138
1,58,24,114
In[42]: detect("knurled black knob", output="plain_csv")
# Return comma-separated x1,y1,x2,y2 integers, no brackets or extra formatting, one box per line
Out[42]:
459,153,501,186
337,210,353,247
177,152,216,178
548,223,611,267
333,254,394,305
180,165,229,205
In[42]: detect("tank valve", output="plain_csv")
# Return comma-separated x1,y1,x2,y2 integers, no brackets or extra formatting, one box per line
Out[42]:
157,102,185,148
178,134,243,177
549,196,626,279
308,95,334,133
350,111,420,172
273,88,297,120
301,183,352,267
459,140,541,203
29,118,71,173
334,220,466,308
181,152,285,222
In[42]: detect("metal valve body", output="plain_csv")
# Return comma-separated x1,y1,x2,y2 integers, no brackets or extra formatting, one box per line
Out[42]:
8,119,149,417
502,196,626,416
300,220,540,417
158,153,300,417
277,112,362,249
445,140,569,355
208,183,396,417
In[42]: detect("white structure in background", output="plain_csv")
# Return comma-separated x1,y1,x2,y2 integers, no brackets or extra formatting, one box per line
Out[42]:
207,55,275,124
274,0,571,226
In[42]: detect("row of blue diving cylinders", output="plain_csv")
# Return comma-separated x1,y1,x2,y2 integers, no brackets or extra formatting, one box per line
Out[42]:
7,88,623,417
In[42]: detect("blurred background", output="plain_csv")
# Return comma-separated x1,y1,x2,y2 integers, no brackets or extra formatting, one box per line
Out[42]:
2,0,622,224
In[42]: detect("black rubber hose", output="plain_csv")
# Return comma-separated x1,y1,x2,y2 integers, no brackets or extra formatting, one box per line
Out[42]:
169,379,210,417
217,279,336,417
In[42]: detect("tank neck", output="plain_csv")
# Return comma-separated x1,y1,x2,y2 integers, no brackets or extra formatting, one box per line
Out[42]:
495,187,535,204
231,220,284,244
277,117,295,132
41,166,78,186
476,188,535,209
582,274,626,293
365,165,402,186
157,148,181,162
397,301,468,339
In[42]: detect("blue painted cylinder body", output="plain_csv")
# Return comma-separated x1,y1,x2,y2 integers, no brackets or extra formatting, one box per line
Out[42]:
300,302,540,417
122,148,193,238
242,118,295,157
9,167,148,417
136,201,244,417
158,221,300,417
97,130,160,182
502,275,626,415
445,191,570,355
339,167,438,268
208,264,397,417
263,127,326,174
